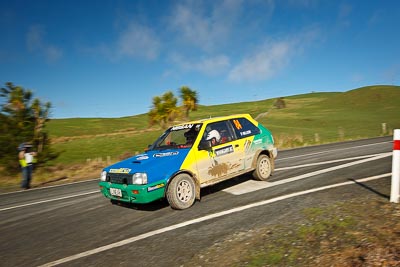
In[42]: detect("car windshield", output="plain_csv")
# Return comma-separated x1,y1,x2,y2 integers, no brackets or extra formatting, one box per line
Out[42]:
149,123,203,150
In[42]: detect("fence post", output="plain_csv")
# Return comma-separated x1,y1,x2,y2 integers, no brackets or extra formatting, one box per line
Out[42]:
390,129,400,203
314,133,320,143
338,127,344,141
382,123,387,135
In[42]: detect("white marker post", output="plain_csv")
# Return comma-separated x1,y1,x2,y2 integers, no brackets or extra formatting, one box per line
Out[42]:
390,129,400,203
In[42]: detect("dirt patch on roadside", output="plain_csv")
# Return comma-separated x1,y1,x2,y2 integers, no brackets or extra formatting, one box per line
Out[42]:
186,195,400,266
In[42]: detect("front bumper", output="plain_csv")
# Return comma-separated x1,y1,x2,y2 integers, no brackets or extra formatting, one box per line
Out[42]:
99,181,166,204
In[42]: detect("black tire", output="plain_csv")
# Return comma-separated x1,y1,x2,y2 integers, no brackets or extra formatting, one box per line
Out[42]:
252,154,272,181
166,173,196,210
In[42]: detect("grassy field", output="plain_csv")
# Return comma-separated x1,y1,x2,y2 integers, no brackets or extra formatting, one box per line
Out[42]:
47,85,400,165
261,85,400,146
1,85,399,191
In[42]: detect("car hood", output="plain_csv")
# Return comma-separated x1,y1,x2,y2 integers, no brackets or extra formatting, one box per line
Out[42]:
103,148,190,183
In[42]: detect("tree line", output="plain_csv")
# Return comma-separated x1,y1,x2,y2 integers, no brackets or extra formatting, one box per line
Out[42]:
0,82,58,174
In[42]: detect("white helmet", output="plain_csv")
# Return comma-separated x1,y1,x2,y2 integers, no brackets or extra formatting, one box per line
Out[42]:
206,130,221,142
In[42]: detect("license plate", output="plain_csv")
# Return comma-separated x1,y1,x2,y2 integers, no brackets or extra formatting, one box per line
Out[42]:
110,188,122,197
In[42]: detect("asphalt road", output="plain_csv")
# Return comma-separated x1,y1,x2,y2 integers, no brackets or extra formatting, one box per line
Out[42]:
0,137,394,267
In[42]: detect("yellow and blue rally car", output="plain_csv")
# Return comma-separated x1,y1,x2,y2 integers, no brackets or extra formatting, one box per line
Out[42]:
99,114,277,209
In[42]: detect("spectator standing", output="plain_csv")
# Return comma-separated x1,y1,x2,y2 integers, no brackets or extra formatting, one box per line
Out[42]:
18,143,37,189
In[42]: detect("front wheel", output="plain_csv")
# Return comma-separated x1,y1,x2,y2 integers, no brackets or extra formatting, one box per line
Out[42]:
252,154,272,181
166,173,196,210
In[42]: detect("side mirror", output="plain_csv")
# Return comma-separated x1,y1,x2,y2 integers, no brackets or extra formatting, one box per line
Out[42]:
198,140,212,150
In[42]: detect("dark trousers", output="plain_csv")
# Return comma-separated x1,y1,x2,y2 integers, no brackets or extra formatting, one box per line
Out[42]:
21,165,33,189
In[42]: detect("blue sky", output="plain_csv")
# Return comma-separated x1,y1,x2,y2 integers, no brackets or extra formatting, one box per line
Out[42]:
1,0,399,118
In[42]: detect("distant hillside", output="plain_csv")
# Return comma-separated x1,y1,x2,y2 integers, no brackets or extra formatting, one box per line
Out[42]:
47,85,400,165
47,114,150,138
319,85,400,110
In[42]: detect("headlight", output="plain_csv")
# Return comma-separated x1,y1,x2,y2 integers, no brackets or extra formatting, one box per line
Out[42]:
132,173,148,185
100,171,107,181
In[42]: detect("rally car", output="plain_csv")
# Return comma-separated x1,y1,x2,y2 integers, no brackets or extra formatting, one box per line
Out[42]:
99,114,277,210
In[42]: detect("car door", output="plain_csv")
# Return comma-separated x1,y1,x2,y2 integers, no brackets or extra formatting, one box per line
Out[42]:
229,117,261,170
195,120,243,184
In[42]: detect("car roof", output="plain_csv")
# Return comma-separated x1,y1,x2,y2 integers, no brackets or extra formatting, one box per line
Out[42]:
172,114,253,127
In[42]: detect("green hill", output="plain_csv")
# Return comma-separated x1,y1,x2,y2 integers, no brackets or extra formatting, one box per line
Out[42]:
47,85,400,166
260,85,400,147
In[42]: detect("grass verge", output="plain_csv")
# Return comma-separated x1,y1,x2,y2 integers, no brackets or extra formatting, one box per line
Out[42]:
186,196,400,266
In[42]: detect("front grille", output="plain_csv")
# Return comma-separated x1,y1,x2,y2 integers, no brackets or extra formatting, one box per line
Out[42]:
107,173,132,184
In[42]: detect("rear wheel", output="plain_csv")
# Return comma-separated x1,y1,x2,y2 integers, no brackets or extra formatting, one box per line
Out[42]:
253,154,272,181
166,173,196,210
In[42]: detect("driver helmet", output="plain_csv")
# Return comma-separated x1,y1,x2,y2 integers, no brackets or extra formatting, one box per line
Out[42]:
206,130,221,143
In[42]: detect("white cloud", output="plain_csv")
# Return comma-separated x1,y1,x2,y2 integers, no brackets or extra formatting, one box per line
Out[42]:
26,25,43,51
26,25,63,62
337,3,352,27
83,21,160,62
169,0,243,51
116,22,160,60
228,26,320,82
228,41,291,82
197,55,230,74
171,53,230,75
368,9,383,26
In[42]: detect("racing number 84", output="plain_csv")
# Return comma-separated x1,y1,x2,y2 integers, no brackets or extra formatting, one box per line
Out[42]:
233,119,242,130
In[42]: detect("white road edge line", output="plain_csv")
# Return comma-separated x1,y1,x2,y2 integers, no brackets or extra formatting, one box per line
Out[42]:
2,153,391,212
38,173,391,267
275,153,384,171
277,141,391,161
0,140,389,197
224,152,392,195
0,190,99,212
